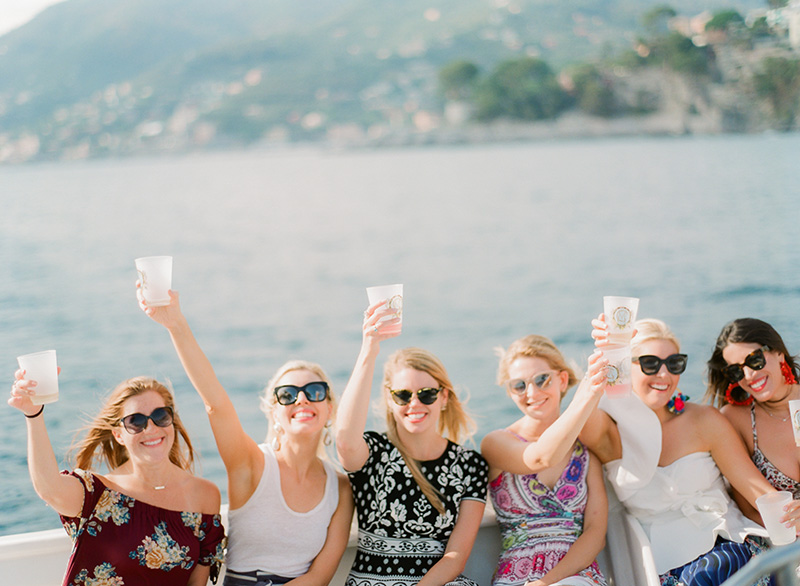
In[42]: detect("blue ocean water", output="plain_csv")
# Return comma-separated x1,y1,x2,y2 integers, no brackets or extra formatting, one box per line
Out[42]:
1,134,799,536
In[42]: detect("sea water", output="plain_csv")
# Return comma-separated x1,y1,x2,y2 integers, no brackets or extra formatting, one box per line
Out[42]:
1,134,799,535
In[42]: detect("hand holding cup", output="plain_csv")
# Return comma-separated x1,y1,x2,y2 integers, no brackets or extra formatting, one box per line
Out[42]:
363,301,402,343
9,365,61,416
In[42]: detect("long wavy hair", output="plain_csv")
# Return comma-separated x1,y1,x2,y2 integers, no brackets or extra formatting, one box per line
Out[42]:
71,377,195,472
382,347,476,515
705,318,798,408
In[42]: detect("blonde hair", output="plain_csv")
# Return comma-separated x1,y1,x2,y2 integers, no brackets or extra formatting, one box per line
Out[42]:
631,319,681,356
382,347,476,515
496,334,578,396
71,377,194,472
259,360,336,457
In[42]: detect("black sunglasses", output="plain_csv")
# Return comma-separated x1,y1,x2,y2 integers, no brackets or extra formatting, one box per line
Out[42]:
723,346,769,383
119,406,174,434
389,387,442,406
274,381,330,406
633,354,688,375
506,372,554,394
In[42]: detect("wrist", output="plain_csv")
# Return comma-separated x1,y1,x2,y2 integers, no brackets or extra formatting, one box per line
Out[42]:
25,405,45,419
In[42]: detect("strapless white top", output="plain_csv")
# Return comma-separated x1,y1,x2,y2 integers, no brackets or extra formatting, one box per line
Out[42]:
599,393,767,574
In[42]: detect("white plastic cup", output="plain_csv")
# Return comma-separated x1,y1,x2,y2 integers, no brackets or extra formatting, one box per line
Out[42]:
17,350,59,405
366,284,403,333
135,256,173,307
602,344,632,398
603,296,640,344
756,491,796,546
789,400,800,447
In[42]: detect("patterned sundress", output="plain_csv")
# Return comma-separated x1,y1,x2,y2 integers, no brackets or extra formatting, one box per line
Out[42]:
346,431,489,586
59,469,225,586
489,439,607,586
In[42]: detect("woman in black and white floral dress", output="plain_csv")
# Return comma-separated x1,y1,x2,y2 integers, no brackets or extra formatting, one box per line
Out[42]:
337,300,488,586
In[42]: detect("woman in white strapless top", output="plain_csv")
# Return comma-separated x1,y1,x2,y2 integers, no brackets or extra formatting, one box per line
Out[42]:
580,317,799,586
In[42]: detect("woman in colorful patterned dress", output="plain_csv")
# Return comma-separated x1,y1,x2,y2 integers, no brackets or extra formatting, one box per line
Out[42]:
481,335,609,586
9,374,225,585
140,288,354,586
336,301,489,586
706,318,800,525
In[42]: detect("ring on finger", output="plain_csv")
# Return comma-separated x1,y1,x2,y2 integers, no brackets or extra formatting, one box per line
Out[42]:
373,325,378,332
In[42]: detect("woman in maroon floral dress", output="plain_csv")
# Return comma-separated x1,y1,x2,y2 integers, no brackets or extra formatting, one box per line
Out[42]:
9,374,225,586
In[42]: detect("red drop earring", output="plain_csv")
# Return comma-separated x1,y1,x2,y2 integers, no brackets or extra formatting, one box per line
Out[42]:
725,382,753,406
780,360,798,385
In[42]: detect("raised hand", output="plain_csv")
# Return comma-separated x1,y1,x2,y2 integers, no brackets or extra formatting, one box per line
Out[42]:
362,300,402,343
136,280,184,330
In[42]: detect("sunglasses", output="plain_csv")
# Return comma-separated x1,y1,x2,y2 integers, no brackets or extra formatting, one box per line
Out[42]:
389,387,442,406
506,372,555,395
274,381,330,406
119,406,174,434
723,346,769,383
633,354,688,375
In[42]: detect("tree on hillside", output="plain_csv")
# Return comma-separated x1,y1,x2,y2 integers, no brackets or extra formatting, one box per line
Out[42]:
651,32,711,75
473,58,567,121
439,61,480,100
705,10,744,31
569,64,617,117
643,5,677,35
766,0,788,8
754,56,800,130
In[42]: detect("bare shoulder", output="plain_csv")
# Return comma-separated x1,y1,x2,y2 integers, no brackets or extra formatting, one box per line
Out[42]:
719,403,751,430
480,427,519,451
684,402,738,438
188,475,222,514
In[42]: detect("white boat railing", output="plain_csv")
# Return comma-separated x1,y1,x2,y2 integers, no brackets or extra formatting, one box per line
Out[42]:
0,492,660,586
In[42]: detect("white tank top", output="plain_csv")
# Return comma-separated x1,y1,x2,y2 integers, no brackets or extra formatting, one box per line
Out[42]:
225,444,340,576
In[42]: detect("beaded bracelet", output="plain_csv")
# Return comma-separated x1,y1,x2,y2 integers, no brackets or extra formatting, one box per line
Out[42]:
25,405,44,419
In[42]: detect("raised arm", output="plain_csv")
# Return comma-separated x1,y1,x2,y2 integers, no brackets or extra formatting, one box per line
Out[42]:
335,302,400,472
481,350,608,476
9,370,83,517
139,288,262,501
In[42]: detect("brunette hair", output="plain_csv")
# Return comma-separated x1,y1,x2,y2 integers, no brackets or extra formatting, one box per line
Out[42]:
382,347,476,515
496,334,578,396
705,318,798,408
72,377,194,472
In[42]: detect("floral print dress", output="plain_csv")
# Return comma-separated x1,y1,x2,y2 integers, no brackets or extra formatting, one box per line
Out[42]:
346,431,488,586
489,440,607,586
59,469,225,586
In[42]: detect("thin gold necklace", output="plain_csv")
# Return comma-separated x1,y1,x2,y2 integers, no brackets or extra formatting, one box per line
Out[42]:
758,402,789,422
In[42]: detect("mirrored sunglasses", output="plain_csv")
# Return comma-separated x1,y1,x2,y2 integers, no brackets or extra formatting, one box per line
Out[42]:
389,387,442,406
633,354,688,375
723,346,769,383
506,372,554,394
274,381,330,406
119,406,174,434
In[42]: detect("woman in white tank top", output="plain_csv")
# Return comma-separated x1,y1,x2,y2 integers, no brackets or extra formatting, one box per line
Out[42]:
139,287,354,585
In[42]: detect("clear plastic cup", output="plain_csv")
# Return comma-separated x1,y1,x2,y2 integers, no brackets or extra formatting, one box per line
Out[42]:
756,491,796,546
17,350,59,405
602,344,632,398
135,256,173,306
366,284,403,334
603,296,639,344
